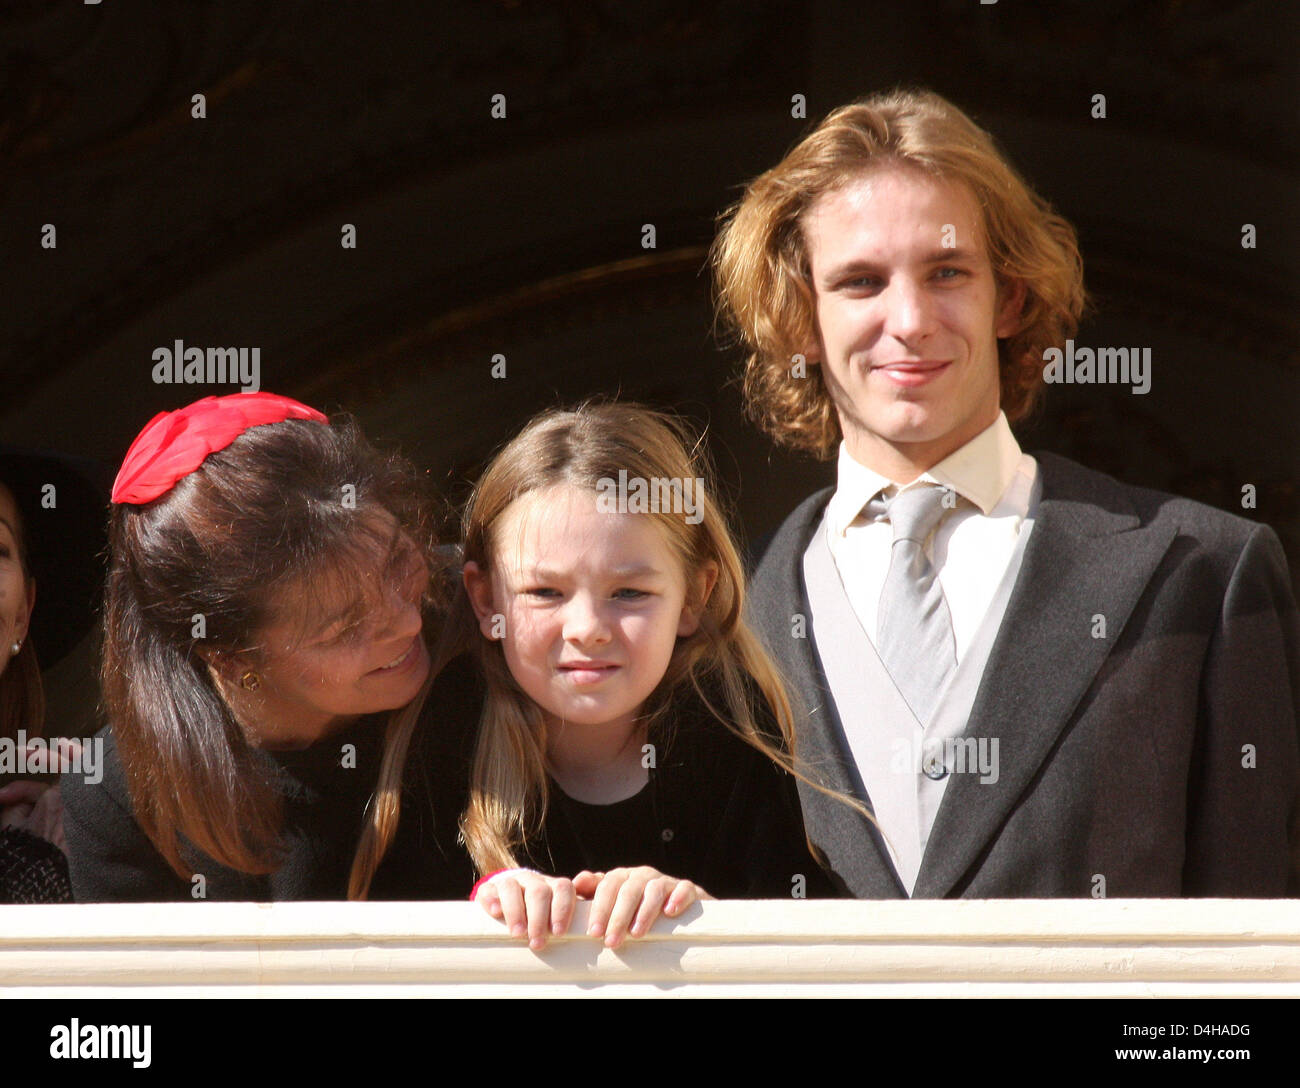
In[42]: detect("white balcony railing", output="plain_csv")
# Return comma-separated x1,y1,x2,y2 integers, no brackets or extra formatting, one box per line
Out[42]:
3,899,1299,997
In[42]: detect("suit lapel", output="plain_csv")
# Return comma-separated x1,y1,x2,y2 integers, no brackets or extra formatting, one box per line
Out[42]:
912,453,1177,898
752,488,907,898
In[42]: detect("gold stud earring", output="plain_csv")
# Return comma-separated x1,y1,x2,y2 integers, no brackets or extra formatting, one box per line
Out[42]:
239,670,261,692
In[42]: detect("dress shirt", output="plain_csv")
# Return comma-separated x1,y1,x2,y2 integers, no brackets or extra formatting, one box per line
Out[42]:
824,413,1038,661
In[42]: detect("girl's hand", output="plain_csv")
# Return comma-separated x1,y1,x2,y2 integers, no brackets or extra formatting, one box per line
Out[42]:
571,867,713,949
473,869,578,951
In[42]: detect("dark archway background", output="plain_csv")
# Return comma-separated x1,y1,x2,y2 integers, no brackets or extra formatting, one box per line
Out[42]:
2,0,1296,733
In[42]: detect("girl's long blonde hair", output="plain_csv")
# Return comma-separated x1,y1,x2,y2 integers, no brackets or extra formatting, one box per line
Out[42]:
458,400,863,875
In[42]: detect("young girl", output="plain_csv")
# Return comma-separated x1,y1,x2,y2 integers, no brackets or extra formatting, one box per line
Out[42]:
62,392,479,901
461,401,841,947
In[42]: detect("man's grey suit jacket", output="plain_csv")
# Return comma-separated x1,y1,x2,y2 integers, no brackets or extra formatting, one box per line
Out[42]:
749,452,1300,898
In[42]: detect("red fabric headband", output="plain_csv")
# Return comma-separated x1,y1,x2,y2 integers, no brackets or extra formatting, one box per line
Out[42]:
111,392,328,505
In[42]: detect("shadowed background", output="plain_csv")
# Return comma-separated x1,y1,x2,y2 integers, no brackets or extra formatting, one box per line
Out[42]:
1,0,1296,731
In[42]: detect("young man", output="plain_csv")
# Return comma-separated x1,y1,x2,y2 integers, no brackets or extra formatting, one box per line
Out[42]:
712,89,1299,898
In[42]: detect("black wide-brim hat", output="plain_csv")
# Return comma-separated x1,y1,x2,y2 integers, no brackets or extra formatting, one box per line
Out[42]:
0,445,111,668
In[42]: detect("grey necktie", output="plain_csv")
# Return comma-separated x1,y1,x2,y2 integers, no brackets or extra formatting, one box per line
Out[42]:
873,485,957,723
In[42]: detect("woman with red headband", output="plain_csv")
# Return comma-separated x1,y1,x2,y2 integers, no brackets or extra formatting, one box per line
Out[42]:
62,393,478,900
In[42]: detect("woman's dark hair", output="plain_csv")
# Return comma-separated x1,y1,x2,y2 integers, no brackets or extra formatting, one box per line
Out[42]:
101,417,446,887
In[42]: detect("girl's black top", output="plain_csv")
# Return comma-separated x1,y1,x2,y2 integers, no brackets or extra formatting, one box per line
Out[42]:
516,684,841,899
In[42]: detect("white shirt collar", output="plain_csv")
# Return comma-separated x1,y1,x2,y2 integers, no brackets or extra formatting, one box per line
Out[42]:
826,412,1023,537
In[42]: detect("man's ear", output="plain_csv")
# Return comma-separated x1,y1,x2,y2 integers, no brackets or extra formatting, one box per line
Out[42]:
462,561,501,640
799,320,826,369
678,561,720,638
996,277,1028,338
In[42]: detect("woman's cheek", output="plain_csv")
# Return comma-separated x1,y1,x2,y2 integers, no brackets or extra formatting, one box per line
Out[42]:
298,650,349,689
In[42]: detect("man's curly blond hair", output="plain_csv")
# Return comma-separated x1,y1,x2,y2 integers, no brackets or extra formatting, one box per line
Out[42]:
711,88,1086,459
